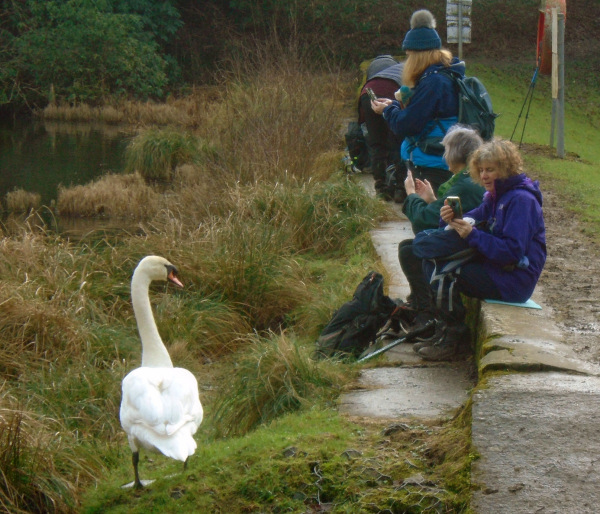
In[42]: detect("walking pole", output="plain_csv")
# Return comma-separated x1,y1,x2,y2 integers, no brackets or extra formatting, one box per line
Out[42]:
510,66,540,144
357,321,436,363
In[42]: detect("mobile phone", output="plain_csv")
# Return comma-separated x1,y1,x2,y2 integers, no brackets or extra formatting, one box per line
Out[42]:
366,87,378,102
447,196,463,219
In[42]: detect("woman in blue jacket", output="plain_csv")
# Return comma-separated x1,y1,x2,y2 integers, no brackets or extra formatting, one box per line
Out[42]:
371,9,463,194
417,139,547,361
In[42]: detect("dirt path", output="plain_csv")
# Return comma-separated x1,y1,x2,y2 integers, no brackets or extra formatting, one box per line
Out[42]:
535,186,600,362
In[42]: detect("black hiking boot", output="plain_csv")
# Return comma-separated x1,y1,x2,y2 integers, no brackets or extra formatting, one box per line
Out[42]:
402,310,437,341
412,318,446,353
417,323,470,361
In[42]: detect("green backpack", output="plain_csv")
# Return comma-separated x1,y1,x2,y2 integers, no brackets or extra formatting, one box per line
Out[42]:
441,69,498,141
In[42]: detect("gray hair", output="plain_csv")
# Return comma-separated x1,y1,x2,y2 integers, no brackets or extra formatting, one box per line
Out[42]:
442,125,484,169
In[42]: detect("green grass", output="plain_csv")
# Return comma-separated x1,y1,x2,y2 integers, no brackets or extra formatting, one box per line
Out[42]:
82,407,473,513
124,128,208,182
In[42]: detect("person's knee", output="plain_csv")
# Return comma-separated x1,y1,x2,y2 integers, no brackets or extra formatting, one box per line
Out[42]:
398,238,415,262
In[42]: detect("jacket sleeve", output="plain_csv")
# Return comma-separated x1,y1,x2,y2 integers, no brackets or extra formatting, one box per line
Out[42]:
383,73,458,139
405,176,485,234
403,194,444,234
465,192,540,266
382,74,451,140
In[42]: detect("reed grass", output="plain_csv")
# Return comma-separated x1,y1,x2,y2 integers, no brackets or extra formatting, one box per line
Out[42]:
123,128,209,182
211,331,352,438
0,390,104,513
4,189,41,213
205,74,342,184
38,87,222,127
56,172,159,218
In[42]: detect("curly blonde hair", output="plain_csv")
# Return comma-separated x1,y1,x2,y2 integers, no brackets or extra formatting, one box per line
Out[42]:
468,139,524,184
402,49,453,87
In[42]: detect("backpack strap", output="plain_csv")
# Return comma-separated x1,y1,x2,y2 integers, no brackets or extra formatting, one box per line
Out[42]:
428,249,477,311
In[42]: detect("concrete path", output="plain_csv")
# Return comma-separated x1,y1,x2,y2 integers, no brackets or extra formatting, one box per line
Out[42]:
341,173,600,512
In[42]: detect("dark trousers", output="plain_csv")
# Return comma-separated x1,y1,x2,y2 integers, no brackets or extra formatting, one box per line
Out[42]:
407,163,453,196
359,94,402,187
398,239,433,312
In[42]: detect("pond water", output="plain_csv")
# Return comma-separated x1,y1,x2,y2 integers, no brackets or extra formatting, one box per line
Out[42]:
0,117,138,238
0,117,132,206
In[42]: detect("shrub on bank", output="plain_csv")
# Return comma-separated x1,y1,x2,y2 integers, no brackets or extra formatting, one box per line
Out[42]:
123,128,208,182
211,331,352,437
4,189,41,213
56,173,159,218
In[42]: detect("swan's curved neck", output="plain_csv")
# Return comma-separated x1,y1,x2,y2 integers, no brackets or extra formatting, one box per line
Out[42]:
131,270,173,368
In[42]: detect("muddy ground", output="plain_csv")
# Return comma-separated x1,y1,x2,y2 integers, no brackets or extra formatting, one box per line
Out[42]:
531,164,600,363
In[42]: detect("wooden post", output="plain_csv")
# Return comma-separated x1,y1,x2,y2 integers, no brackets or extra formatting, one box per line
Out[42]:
557,12,565,158
458,0,463,60
550,8,558,148
549,7,566,157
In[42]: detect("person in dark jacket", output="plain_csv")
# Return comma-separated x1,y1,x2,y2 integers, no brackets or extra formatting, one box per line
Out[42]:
417,139,547,361
397,125,485,330
359,56,405,201
371,9,463,194
402,125,485,234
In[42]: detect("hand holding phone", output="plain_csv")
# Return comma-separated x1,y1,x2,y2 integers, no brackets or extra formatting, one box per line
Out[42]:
446,196,463,219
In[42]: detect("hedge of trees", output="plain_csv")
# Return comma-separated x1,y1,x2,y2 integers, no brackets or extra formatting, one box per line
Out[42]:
0,0,543,111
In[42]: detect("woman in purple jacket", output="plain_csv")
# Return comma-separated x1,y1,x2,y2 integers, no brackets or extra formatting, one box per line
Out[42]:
417,139,546,361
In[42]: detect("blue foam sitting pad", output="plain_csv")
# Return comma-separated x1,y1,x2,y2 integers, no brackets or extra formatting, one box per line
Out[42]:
484,298,541,310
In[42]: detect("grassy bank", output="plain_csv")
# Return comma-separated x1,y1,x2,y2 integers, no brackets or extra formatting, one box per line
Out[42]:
0,46,395,512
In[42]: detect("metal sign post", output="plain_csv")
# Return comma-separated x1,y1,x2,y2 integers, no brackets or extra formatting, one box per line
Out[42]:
446,0,472,59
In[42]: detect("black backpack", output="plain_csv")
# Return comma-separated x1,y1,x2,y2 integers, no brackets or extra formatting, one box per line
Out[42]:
314,271,396,359
441,69,498,141
344,121,370,172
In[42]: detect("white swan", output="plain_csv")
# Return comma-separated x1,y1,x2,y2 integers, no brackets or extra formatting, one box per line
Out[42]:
119,256,203,489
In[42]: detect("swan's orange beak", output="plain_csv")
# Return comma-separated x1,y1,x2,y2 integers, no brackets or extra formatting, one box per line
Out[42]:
168,270,184,288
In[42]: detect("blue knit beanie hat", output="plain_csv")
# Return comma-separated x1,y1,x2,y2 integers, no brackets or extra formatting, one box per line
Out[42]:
402,9,442,51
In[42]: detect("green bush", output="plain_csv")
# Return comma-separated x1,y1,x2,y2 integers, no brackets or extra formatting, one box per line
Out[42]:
124,128,205,181
211,331,351,437
1,0,181,106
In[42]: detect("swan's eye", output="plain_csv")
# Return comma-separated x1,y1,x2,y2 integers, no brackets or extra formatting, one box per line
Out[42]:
165,265,184,288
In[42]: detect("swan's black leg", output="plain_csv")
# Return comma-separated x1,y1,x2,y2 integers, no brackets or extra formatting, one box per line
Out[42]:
183,456,189,471
133,451,143,489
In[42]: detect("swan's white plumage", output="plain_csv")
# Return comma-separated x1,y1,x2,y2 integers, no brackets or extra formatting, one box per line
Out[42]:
119,256,203,486
120,367,203,461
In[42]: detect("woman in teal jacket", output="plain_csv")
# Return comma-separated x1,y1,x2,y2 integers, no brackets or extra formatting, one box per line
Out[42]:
397,125,485,330
402,125,485,234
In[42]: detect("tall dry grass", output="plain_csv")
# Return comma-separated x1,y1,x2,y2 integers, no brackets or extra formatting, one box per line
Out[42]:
38,87,222,127
0,402,101,513
56,172,159,218
4,189,41,213
203,54,345,185
211,331,352,438
0,41,387,511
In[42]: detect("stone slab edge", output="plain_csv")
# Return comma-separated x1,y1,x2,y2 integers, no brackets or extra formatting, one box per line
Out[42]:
477,286,600,376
